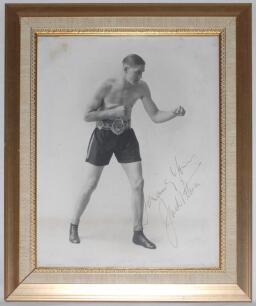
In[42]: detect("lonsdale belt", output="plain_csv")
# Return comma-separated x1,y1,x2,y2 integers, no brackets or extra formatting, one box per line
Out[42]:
96,119,131,135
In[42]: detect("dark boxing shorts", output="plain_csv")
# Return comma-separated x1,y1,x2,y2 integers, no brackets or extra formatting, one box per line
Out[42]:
85,128,142,166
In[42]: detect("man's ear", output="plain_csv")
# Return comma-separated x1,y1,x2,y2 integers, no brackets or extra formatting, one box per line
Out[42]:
123,64,129,72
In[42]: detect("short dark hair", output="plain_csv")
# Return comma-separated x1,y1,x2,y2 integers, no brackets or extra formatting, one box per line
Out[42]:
122,54,145,66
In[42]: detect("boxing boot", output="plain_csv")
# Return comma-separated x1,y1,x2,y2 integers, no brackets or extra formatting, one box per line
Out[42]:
132,230,156,249
69,223,80,244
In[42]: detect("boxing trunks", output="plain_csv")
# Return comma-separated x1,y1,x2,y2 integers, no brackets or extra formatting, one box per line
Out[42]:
85,119,141,166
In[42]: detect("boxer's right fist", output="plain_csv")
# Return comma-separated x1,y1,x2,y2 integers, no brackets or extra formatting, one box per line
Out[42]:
111,105,130,119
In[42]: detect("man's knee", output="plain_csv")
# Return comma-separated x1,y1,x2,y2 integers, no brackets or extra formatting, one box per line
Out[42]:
131,177,144,191
85,178,99,193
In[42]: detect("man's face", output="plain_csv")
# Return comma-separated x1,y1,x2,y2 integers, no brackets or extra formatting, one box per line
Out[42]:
124,64,145,85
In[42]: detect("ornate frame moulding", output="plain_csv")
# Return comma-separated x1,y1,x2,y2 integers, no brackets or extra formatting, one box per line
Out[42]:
4,4,251,302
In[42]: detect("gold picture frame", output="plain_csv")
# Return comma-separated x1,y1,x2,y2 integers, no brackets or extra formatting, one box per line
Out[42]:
4,3,252,302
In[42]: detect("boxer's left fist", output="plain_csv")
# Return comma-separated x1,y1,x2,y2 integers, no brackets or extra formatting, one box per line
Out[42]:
174,106,186,116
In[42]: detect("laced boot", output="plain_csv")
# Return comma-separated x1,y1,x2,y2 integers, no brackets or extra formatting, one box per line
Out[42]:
132,230,156,249
69,223,80,244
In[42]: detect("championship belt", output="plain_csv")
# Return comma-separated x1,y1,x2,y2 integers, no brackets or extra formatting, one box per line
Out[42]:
112,118,127,135
96,119,130,135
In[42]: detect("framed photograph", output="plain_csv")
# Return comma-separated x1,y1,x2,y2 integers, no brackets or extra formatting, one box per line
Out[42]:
4,3,252,302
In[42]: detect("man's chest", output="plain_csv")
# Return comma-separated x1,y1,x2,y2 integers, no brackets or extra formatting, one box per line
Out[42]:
104,86,141,106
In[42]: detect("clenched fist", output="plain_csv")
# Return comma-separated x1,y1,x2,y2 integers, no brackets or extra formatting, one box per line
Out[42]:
110,105,131,120
174,105,186,116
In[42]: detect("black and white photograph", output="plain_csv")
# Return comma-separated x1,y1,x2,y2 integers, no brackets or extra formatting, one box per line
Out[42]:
37,35,219,268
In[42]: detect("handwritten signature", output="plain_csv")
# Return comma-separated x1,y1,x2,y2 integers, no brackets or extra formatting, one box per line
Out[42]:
144,155,202,248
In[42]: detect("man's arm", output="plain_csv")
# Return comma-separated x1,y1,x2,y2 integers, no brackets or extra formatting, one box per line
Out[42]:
141,82,185,123
84,80,127,122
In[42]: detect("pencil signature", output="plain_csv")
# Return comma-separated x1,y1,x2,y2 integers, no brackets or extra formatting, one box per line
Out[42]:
144,154,202,248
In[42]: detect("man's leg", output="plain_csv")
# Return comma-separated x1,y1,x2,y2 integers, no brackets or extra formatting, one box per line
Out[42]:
69,163,104,243
121,161,156,249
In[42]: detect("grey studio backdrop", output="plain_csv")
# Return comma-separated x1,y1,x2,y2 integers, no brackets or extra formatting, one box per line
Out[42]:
0,0,255,306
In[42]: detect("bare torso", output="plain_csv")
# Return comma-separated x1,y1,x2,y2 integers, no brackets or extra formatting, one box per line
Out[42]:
100,78,146,120
85,74,184,125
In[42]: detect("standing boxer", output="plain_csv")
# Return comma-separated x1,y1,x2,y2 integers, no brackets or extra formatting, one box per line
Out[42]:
70,54,185,249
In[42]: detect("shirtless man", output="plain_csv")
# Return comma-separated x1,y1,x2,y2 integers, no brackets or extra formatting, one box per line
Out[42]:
69,54,185,249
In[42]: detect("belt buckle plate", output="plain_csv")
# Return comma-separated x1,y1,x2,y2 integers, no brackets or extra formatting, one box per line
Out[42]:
112,119,125,135
97,121,104,129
